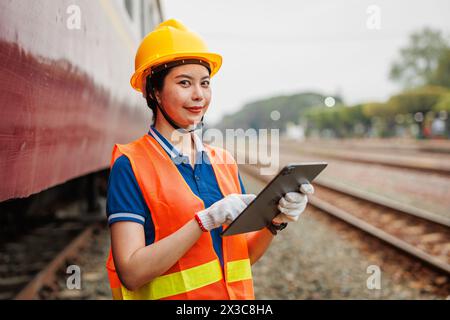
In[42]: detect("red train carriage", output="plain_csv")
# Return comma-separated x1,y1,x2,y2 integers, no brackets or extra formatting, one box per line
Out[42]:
0,0,163,207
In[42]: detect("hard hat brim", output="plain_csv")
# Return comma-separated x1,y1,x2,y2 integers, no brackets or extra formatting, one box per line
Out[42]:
130,52,222,93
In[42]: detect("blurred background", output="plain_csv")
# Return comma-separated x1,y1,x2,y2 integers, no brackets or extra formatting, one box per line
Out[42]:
0,0,449,299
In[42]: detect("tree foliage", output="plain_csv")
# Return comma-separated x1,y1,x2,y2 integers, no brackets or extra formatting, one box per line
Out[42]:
215,92,339,131
387,85,448,114
389,27,450,88
433,93,450,112
431,48,450,88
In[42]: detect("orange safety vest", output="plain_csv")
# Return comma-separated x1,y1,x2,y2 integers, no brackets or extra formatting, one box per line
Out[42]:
106,134,255,300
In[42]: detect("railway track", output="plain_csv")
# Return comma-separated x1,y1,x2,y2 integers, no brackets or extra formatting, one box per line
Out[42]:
239,163,450,275
3,158,448,300
278,144,450,176
0,220,100,300
281,138,450,155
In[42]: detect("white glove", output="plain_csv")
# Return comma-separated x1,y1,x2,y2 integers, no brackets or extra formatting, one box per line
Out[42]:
272,183,314,224
195,194,256,231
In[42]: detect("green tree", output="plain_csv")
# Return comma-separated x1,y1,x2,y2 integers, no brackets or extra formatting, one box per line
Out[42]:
304,104,371,138
389,27,450,88
433,93,450,112
362,102,392,118
215,92,335,132
431,48,450,88
387,86,449,138
387,85,448,114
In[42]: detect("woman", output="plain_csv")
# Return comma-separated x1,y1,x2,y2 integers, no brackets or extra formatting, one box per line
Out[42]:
105,19,314,300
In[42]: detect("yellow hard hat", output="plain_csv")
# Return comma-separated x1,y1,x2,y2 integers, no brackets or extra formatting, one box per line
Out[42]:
130,19,222,93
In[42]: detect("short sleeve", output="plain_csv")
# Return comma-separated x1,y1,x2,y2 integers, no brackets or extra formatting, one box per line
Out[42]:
106,155,149,226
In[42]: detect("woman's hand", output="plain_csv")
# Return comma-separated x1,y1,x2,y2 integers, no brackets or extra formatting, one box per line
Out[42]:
272,183,314,224
195,193,256,231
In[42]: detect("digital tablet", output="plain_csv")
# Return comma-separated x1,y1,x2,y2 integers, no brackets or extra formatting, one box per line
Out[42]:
221,162,328,236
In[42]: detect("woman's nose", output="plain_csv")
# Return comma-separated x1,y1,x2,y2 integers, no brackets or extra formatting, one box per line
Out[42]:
191,84,204,101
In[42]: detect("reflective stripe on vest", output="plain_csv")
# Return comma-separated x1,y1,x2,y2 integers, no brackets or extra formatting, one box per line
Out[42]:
120,258,253,300
121,260,223,300
226,259,252,283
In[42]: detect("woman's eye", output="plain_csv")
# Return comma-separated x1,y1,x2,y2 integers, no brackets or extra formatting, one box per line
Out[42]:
179,80,190,86
202,81,210,87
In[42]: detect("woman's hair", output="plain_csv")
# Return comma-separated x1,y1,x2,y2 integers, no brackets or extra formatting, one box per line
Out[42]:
145,68,171,123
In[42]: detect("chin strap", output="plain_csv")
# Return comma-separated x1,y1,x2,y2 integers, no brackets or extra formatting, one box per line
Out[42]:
155,101,204,133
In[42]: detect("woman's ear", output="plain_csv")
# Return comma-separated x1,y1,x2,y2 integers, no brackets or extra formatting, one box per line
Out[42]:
154,90,161,105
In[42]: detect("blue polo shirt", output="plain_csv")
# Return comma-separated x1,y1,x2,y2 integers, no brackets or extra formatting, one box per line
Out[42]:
106,126,246,268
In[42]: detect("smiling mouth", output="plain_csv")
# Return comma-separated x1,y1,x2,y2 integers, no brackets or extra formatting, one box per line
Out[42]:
185,106,204,113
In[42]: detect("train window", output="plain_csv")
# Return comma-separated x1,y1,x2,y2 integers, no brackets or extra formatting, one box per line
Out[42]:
121,0,161,39
141,0,160,37
125,0,133,20
150,0,161,30
140,0,146,37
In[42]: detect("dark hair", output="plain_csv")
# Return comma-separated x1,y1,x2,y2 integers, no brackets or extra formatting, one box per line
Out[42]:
145,68,171,123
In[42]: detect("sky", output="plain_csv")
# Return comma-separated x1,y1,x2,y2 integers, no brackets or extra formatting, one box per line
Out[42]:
161,0,450,125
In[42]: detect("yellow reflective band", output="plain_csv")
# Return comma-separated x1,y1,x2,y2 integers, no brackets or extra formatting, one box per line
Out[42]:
111,287,123,300
226,259,252,283
121,259,223,300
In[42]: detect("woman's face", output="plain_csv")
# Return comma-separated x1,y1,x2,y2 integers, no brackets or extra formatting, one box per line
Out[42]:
155,63,211,127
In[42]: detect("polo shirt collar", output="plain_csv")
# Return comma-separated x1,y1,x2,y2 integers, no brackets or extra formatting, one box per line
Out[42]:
148,125,204,160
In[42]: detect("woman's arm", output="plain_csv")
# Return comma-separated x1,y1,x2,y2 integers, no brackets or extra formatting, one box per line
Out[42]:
237,172,275,264
238,172,275,264
245,227,274,265
111,218,203,291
